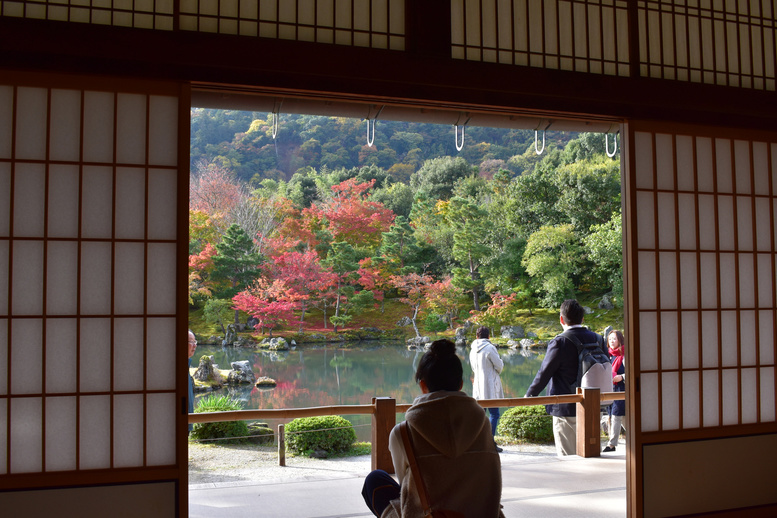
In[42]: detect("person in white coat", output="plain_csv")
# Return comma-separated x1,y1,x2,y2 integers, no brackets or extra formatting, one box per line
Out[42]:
470,326,504,443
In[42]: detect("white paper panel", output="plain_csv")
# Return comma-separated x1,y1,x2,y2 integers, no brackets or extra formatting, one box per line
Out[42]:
677,193,697,249
0,162,10,237
14,87,47,161
641,372,659,432
697,194,716,250
701,311,719,368
12,239,43,315
0,320,6,395
114,242,145,315
146,243,176,314
47,164,79,238
44,396,77,471
702,369,720,426
635,131,654,189
661,372,680,430
13,162,45,237
739,311,756,367
759,310,775,364
715,138,733,193
676,136,695,191
79,395,110,470
49,89,81,163
657,193,677,249
752,142,769,195
655,133,675,190
682,370,700,428
83,91,114,164
148,96,178,166
0,240,7,315
46,318,77,393
115,167,146,240
146,317,175,391
116,94,147,165
737,253,755,308
754,197,772,251
721,369,739,425
81,166,113,239
640,310,658,371
0,85,12,159
636,191,656,249
679,252,698,309
720,310,738,367
699,252,718,308
735,200,753,255
741,368,758,424
79,318,111,392
696,137,714,192
638,251,657,309
10,397,42,473
114,318,144,392
113,394,144,468
147,168,177,240
0,399,6,473
718,253,736,308
681,311,700,369
734,140,752,194
661,311,679,370
659,252,678,309
717,196,735,251
46,240,78,315
146,392,176,466
80,241,112,315
759,367,775,422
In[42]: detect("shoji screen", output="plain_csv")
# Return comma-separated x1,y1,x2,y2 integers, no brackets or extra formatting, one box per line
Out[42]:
0,73,187,517
625,122,777,517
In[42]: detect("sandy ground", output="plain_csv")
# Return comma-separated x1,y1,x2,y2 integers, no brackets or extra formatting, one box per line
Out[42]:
187,441,557,486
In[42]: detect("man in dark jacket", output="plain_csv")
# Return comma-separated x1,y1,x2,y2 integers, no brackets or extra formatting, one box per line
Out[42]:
525,299,602,456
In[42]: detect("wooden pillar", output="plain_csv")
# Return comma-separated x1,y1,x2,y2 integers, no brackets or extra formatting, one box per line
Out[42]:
576,387,601,458
371,397,396,473
278,423,286,467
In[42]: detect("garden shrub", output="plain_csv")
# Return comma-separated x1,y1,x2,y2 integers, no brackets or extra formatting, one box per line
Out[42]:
496,405,554,444
285,415,356,456
190,394,249,444
424,313,448,333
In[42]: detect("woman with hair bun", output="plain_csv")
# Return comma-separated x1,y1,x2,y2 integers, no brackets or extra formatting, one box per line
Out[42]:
361,339,503,518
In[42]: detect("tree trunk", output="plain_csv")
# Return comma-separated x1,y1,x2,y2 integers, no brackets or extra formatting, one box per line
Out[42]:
411,304,421,338
469,254,480,311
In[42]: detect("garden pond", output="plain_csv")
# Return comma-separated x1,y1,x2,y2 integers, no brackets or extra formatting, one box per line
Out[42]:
191,341,545,441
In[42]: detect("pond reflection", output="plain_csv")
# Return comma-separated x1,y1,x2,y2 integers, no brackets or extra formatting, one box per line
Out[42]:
192,342,544,441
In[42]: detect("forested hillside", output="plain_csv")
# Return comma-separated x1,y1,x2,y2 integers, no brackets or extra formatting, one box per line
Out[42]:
189,109,622,338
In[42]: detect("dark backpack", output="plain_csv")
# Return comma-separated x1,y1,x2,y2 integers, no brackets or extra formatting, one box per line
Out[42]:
560,330,613,406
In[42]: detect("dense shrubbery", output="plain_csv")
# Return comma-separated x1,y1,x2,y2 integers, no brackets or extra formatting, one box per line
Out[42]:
497,405,554,444
190,394,249,444
285,416,357,456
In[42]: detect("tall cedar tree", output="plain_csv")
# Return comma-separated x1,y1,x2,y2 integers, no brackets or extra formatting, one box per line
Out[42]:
211,224,264,323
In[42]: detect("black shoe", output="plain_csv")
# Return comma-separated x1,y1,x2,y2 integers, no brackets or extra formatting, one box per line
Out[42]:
602,446,615,452
495,446,503,453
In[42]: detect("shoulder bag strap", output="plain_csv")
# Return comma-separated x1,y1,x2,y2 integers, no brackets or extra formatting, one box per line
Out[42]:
399,421,434,518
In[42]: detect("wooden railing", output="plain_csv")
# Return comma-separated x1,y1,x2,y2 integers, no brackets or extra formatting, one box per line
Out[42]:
189,388,625,473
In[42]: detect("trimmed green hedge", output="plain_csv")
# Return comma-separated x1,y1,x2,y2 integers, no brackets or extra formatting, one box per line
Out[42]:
285,416,357,457
497,405,554,444
190,394,249,444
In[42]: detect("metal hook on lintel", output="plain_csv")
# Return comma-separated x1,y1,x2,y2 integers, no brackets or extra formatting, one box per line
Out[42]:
605,132,618,158
271,99,284,139
454,113,471,152
534,120,552,155
365,105,385,147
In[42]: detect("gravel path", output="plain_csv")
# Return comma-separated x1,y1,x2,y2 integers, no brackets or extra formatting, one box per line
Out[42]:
187,441,557,487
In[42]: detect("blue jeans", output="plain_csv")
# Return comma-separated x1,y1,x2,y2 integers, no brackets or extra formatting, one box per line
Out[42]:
362,469,400,517
487,407,500,436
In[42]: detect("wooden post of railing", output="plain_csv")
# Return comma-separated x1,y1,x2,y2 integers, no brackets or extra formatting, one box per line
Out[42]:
576,387,600,458
278,423,286,467
372,397,396,473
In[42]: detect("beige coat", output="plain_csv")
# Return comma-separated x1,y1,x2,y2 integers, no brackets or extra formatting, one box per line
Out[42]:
381,390,502,518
